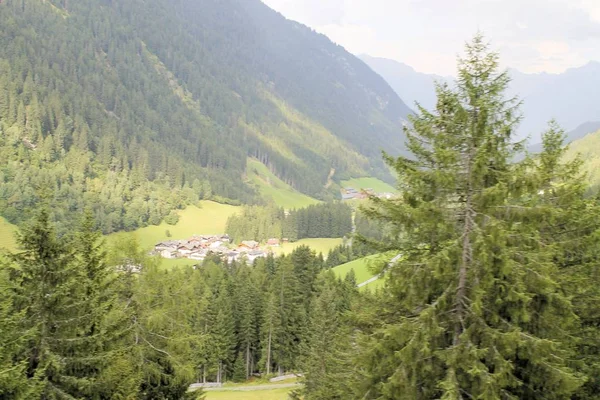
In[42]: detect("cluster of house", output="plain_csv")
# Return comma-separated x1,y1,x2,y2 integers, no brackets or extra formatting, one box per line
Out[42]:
154,235,282,263
341,187,396,201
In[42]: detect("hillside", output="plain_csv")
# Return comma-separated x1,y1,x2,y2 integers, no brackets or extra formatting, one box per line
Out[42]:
566,128,600,189
0,0,410,233
0,216,17,251
246,158,320,209
362,55,600,142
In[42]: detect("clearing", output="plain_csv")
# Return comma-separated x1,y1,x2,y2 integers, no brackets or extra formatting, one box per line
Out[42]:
106,200,240,251
0,217,18,252
341,177,398,194
247,158,320,209
272,238,344,257
332,253,394,289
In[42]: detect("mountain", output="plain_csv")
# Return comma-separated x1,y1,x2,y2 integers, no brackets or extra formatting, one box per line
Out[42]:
528,121,600,154
508,63,600,141
359,55,450,111
0,0,410,233
361,55,600,142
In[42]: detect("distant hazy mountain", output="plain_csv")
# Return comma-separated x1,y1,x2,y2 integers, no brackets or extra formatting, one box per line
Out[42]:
528,121,600,154
509,63,600,141
361,55,600,143
359,55,451,111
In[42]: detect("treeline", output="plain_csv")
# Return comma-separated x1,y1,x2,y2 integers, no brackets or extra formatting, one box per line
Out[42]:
225,203,352,243
0,208,361,398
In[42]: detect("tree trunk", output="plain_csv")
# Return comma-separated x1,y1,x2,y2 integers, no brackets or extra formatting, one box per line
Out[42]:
245,342,251,380
266,328,272,375
455,115,476,346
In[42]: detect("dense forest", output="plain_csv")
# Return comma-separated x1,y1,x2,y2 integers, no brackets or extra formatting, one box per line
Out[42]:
0,209,360,398
225,203,353,243
0,0,409,234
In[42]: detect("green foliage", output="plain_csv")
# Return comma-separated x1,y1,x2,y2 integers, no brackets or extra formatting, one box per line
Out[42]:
226,203,352,243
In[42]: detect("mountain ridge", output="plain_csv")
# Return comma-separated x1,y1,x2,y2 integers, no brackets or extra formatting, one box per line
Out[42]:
361,54,600,141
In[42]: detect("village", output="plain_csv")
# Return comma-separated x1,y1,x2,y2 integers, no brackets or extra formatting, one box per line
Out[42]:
153,234,284,263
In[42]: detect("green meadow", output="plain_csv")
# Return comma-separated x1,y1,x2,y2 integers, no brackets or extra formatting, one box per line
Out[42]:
0,217,18,252
106,201,240,251
332,253,394,287
247,158,320,210
204,387,295,400
272,238,344,257
341,177,398,194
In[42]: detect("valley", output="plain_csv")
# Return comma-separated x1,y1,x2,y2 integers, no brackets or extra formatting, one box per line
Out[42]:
1,0,600,399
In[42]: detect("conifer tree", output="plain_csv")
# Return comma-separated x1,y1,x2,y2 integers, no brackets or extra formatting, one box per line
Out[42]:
300,273,351,400
356,35,583,399
8,208,93,398
533,123,600,399
0,257,31,399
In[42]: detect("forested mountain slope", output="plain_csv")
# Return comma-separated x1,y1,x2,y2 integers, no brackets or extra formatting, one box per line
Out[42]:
0,0,410,233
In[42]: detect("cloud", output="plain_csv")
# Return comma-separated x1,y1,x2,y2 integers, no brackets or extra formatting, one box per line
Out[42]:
261,0,600,75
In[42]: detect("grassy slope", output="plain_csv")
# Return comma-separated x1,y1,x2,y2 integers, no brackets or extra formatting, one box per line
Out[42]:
332,253,392,285
272,238,343,257
566,129,600,186
247,158,320,210
205,387,293,400
106,201,240,249
0,216,18,252
341,177,398,193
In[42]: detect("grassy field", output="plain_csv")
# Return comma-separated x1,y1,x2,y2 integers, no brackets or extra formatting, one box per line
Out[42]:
247,158,320,210
272,238,344,257
566,129,600,186
204,387,294,400
341,177,398,194
0,216,18,252
332,253,394,285
106,201,240,251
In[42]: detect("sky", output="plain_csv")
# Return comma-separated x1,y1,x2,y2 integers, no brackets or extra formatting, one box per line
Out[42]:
261,0,600,76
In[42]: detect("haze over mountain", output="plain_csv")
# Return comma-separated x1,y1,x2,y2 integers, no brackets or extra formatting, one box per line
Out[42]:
361,55,600,143
0,0,410,232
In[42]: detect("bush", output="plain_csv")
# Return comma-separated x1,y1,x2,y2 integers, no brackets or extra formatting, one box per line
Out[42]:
164,211,180,226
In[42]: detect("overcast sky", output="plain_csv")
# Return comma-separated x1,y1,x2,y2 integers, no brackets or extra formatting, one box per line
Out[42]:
262,0,600,76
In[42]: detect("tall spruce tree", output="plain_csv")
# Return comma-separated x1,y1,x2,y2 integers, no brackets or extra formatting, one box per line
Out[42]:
0,257,31,399
533,123,600,399
355,35,583,399
8,209,94,398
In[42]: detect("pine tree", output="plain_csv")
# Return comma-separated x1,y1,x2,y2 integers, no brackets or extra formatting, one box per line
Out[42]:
8,208,94,398
300,273,350,400
210,279,236,383
533,123,600,399
355,35,583,399
0,257,31,399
